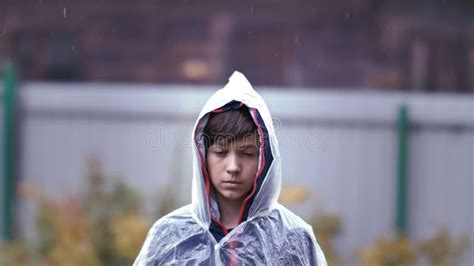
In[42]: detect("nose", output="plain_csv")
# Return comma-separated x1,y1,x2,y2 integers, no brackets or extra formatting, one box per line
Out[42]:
226,153,241,174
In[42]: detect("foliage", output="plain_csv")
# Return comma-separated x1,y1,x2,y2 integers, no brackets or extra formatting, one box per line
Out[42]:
1,158,151,266
311,213,342,266
359,229,471,266
81,159,146,265
418,228,470,266
278,185,343,265
359,234,416,266
0,241,35,266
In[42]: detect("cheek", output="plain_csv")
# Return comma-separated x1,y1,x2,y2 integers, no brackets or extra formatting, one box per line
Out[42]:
243,159,259,184
250,158,259,175
206,155,223,180
206,155,216,178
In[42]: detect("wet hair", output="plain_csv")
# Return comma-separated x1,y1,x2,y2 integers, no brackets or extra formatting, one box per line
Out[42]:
203,106,258,149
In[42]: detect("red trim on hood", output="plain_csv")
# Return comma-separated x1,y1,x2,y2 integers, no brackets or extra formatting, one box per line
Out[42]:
194,118,229,236
237,108,266,224
212,108,225,113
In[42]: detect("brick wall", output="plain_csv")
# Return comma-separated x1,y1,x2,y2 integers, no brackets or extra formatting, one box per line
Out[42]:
0,0,473,92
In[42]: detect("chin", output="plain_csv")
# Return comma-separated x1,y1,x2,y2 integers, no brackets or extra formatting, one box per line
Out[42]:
222,192,245,201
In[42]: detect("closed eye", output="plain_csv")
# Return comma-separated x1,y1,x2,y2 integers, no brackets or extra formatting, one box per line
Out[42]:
241,151,257,157
212,150,227,156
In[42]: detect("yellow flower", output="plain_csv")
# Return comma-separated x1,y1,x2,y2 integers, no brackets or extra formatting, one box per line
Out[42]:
111,214,150,261
359,235,416,266
278,185,310,204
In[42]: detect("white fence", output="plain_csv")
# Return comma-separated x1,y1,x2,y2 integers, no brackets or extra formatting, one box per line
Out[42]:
15,82,474,265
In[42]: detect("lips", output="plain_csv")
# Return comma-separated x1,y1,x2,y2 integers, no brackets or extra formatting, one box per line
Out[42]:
223,180,241,184
222,180,242,188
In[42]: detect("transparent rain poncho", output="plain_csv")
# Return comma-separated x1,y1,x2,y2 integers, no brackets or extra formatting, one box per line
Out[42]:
134,72,327,265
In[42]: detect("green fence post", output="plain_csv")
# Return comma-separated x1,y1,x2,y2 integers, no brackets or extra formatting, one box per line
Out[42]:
396,105,409,234
2,64,16,241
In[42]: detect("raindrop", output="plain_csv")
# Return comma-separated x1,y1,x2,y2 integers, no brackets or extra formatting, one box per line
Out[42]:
294,34,299,44
3,27,6,35
250,6,254,13
63,7,67,19
72,45,75,51
312,7,316,14
38,0,42,3
276,53,279,57
345,12,349,19
248,31,252,35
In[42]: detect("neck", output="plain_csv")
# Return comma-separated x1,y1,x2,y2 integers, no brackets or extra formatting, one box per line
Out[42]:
216,194,244,229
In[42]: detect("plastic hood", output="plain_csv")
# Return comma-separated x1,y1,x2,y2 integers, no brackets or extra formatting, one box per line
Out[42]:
191,71,281,228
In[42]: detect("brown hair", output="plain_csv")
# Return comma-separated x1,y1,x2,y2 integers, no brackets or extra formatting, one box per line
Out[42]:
203,106,257,149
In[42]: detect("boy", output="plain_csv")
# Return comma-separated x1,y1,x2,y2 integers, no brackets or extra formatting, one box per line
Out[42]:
134,71,327,265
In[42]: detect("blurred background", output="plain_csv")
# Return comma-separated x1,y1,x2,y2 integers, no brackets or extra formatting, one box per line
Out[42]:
0,0,473,265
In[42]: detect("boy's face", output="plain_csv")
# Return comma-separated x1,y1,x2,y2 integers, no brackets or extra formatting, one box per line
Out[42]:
206,133,259,203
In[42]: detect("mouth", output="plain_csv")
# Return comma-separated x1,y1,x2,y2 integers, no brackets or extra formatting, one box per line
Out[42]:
223,180,241,184
222,180,242,187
